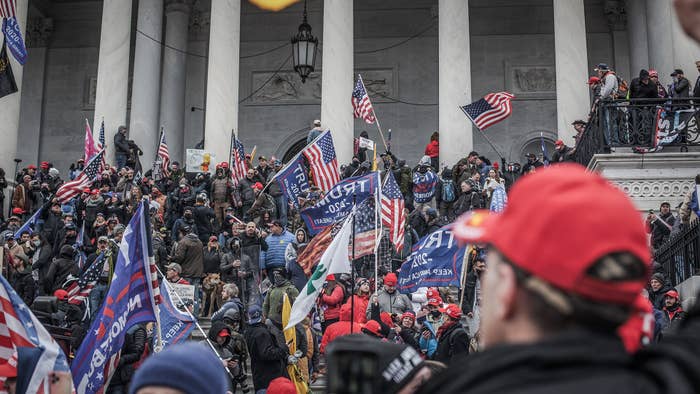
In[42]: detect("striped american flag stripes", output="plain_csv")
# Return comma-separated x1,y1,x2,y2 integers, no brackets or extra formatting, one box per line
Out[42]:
0,0,15,19
230,136,248,187
55,149,104,203
352,75,376,124
302,130,340,192
0,275,71,393
65,252,105,305
461,92,515,130
158,130,171,177
381,171,406,253
352,196,380,258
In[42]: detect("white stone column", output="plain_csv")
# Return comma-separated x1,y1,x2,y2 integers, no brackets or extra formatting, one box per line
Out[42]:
129,0,164,166
646,0,674,79
321,0,353,165
670,1,700,79
159,0,191,163
93,0,133,164
553,0,590,144
204,0,240,165
0,0,28,213
17,17,52,166
439,0,472,166
627,0,649,75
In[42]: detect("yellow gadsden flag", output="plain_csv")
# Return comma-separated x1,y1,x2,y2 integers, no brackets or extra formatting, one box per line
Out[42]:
282,293,309,394
249,0,299,12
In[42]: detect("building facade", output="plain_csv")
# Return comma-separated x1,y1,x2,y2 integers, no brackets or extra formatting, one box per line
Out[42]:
1,0,699,177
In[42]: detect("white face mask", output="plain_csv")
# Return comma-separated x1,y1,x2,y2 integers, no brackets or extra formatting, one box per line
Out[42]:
33,240,41,247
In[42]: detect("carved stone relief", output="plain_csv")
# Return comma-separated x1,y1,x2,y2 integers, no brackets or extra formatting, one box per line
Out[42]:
615,179,693,199
249,68,395,105
504,63,556,99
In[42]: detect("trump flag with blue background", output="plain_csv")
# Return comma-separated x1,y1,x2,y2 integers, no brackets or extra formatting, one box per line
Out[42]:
397,225,467,294
71,202,160,394
158,281,195,347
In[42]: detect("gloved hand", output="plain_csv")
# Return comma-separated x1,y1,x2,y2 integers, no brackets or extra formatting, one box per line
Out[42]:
287,355,299,365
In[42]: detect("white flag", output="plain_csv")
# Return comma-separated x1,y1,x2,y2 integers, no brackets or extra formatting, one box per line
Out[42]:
285,213,354,329
358,136,375,150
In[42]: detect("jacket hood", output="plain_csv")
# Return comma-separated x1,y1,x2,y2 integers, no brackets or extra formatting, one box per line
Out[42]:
59,244,75,259
208,320,231,345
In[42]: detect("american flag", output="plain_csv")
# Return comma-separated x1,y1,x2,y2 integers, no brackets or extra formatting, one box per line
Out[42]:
352,196,380,258
302,130,340,192
460,92,515,130
381,171,405,253
65,252,105,305
0,275,71,393
97,118,106,171
297,222,342,276
0,0,15,18
157,130,171,177
55,149,104,203
230,136,247,187
352,75,376,124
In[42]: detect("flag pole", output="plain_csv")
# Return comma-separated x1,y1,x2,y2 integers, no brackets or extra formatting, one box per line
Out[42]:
156,267,236,379
359,75,389,151
350,191,356,333
459,105,507,162
374,174,382,289
228,129,235,170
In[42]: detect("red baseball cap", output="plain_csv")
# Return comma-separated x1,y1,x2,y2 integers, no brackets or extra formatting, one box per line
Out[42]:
218,329,230,338
665,290,679,299
11,207,24,215
453,164,650,307
362,320,383,337
27,164,36,170
555,139,564,146
326,274,336,281
383,273,397,286
438,304,462,319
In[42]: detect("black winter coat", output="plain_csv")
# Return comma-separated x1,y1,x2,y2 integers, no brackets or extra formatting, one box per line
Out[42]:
433,321,469,364
12,270,35,306
193,205,216,241
244,322,289,390
44,256,79,294
629,78,659,99
112,324,147,385
419,320,700,394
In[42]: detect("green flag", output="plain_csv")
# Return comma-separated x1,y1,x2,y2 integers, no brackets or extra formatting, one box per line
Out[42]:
0,39,18,99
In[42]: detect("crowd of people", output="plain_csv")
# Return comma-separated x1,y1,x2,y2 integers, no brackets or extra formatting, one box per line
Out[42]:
1,111,698,394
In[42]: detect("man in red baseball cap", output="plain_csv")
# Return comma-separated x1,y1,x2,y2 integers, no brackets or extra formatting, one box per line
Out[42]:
433,304,469,364
657,290,687,341
421,164,700,393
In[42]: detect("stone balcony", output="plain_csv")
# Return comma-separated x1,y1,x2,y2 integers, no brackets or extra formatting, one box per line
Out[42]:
588,152,700,212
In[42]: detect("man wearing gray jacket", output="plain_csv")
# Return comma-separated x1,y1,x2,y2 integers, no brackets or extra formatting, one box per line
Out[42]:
366,272,412,320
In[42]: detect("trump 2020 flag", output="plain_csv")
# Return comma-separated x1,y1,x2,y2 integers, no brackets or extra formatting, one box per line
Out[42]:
158,281,195,347
274,155,309,209
71,203,159,394
397,225,467,294
2,16,27,65
285,213,354,330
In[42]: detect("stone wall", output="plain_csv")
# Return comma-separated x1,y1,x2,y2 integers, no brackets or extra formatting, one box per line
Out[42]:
19,0,620,174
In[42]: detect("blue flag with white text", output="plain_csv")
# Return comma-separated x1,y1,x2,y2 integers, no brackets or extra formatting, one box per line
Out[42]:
300,172,379,235
276,155,309,208
397,225,467,293
2,17,27,65
71,203,158,394
412,170,438,203
15,205,42,237
158,281,195,347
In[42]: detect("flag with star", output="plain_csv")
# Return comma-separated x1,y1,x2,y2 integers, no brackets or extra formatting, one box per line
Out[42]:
352,74,376,124
71,203,160,394
64,252,106,305
381,171,406,253
0,274,72,393
302,130,340,192
352,196,380,258
55,149,105,203
460,92,514,130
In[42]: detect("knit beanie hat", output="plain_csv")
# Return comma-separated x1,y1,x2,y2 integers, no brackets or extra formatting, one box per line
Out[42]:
128,342,228,394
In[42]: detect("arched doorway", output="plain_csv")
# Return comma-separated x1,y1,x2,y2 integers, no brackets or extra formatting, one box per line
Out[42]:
282,138,308,163
520,137,556,163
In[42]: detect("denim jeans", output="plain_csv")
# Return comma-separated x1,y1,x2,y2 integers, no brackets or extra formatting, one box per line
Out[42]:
602,105,619,146
116,153,128,170
274,195,287,227
89,282,108,322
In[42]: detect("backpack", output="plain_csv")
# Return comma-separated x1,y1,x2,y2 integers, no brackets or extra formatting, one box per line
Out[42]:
614,74,629,99
441,179,456,203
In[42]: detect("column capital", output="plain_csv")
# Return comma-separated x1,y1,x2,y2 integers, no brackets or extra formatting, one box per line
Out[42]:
165,0,193,14
605,0,627,31
26,17,53,48
189,8,210,39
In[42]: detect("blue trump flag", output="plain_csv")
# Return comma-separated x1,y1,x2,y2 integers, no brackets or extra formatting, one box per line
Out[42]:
15,205,43,236
158,281,195,347
71,202,159,394
397,225,467,293
275,155,309,208
412,170,438,203
300,172,379,235
2,17,27,65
